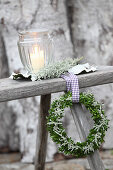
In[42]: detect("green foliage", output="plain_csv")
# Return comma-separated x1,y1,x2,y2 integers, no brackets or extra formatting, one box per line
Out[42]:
12,57,82,80
36,57,82,80
47,91,109,158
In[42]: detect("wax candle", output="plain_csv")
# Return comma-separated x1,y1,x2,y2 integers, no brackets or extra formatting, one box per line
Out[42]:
30,46,44,73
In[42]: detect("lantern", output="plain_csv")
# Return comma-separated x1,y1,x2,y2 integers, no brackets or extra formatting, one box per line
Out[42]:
18,29,53,75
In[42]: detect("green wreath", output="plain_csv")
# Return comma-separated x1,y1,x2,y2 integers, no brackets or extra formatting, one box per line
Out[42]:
47,91,109,158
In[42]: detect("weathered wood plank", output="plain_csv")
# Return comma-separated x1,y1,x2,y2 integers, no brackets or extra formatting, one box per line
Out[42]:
35,94,51,170
0,66,113,102
71,104,105,170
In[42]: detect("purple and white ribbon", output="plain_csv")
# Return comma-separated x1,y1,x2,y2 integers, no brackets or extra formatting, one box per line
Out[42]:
61,73,79,103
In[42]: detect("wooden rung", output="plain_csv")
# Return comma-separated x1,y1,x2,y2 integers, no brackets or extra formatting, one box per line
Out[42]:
71,104,105,170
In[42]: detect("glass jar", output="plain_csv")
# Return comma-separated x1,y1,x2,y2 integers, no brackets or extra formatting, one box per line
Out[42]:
18,29,54,75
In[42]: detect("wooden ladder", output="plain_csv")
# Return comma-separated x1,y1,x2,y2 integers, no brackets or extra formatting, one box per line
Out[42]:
0,66,113,170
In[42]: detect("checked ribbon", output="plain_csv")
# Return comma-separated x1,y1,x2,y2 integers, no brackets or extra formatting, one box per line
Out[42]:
61,73,79,103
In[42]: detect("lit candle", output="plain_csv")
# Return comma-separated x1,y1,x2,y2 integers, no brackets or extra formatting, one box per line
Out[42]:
30,45,44,73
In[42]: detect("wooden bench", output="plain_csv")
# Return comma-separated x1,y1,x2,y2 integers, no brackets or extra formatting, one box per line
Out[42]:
0,66,113,170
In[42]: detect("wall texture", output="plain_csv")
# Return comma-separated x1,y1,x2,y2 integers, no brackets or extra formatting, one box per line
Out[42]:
0,0,113,163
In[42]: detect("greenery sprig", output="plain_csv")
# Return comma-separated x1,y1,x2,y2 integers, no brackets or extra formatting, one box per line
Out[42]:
12,57,82,81
35,57,82,80
47,91,109,157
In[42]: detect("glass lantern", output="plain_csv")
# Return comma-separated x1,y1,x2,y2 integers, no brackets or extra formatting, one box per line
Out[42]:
18,29,53,75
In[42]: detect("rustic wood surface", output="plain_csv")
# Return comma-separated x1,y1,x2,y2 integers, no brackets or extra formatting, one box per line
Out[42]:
0,66,113,102
35,94,51,170
71,104,105,170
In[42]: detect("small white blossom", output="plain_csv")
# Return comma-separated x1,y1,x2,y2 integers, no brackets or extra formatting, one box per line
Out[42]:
83,143,94,154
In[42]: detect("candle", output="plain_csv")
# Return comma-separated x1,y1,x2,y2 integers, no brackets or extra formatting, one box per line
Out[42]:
30,45,44,73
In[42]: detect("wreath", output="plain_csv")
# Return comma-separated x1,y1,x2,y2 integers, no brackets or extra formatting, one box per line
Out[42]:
47,91,109,158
